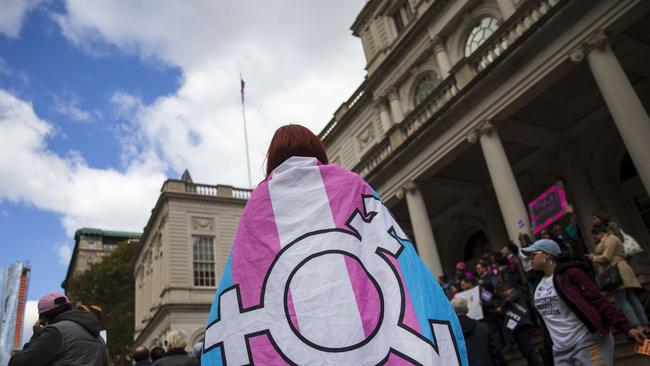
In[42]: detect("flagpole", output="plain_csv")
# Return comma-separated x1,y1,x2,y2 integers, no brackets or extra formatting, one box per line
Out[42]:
240,74,252,188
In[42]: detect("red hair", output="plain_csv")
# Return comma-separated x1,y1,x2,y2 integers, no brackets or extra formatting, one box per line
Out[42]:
266,124,328,177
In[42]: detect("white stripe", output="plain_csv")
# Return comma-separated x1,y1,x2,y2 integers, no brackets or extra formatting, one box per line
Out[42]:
269,157,365,348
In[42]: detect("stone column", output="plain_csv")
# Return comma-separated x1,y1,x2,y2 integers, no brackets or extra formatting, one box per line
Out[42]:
375,98,393,133
558,144,599,248
403,182,443,275
431,35,452,77
578,31,650,195
388,88,404,124
496,0,516,19
468,121,531,243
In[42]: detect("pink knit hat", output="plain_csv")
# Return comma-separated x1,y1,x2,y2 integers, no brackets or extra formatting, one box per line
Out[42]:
38,292,69,314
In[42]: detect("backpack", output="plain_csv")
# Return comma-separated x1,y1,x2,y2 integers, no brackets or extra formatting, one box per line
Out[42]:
621,229,644,257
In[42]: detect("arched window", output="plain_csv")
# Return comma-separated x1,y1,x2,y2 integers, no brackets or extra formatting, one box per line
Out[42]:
413,72,441,106
464,17,498,57
463,231,490,263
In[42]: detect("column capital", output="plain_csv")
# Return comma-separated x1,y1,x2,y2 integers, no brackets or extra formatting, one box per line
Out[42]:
373,97,389,109
466,119,496,143
428,33,446,54
569,30,610,63
387,87,400,101
403,181,419,193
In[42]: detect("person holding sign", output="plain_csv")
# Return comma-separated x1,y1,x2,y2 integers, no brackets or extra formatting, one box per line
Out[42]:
522,239,645,365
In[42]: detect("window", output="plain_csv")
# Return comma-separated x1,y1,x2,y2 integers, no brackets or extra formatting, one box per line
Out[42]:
193,237,215,287
392,3,413,35
464,17,499,57
413,72,442,106
87,241,95,249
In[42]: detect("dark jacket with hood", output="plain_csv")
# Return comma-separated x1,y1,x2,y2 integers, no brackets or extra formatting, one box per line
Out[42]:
9,309,108,366
458,314,506,366
152,348,194,366
540,261,631,342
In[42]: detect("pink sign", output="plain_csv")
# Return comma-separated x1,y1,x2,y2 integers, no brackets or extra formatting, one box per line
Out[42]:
528,181,569,234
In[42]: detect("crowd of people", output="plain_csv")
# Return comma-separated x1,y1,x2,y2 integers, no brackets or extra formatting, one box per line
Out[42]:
442,208,648,365
7,124,649,365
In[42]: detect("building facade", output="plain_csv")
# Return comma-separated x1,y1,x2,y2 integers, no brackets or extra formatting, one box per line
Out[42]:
0,262,30,365
321,0,650,280
63,228,141,291
133,173,250,349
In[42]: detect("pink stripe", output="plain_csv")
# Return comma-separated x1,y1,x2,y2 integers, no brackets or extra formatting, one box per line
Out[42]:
319,164,421,336
231,182,298,362
385,352,417,365
232,182,281,308
320,164,380,336
248,335,289,365
386,254,422,333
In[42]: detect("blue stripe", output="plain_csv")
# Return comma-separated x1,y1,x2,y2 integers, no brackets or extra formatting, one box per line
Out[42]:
201,250,234,365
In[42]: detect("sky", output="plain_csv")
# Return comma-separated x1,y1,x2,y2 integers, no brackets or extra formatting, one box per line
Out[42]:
0,0,367,345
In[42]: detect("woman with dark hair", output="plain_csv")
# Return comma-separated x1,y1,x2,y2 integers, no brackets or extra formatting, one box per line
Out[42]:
202,124,468,365
501,243,527,288
588,226,649,334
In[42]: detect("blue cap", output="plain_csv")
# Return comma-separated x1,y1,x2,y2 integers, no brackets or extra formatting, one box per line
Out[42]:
521,239,561,257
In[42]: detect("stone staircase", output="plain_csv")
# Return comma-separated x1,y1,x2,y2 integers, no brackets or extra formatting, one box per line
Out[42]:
502,331,647,365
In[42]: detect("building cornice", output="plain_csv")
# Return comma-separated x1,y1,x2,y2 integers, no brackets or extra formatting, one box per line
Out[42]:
134,302,212,346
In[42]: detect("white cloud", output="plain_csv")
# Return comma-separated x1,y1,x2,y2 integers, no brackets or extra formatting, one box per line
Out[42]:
21,300,38,346
1,2,368,240
54,0,367,186
55,242,73,266
0,0,41,38
53,94,93,122
0,90,165,236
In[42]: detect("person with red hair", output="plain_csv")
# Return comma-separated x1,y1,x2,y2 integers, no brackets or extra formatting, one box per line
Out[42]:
202,123,468,365
265,124,328,178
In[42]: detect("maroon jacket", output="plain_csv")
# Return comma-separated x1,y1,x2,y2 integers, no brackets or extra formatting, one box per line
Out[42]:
547,262,631,336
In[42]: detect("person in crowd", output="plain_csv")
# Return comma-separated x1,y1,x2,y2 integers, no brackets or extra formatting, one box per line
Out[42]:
452,297,507,366
153,330,194,366
476,262,498,294
519,232,534,247
501,243,527,288
134,346,152,366
9,292,108,366
438,274,453,299
454,262,474,283
151,346,166,363
459,277,477,292
496,283,541,366
522,239,645,365
192,342,202,366
592,211,624,241
588,226,649,334
476,261,505,350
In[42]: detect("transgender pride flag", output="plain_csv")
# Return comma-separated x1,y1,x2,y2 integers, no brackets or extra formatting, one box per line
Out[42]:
202,157,467,365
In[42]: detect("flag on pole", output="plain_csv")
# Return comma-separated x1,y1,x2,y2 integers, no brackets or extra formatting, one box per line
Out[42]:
202,157,468,365
240,76,245,103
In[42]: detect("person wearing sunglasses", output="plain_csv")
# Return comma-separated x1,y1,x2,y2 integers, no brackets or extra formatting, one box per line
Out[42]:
521,239,645,365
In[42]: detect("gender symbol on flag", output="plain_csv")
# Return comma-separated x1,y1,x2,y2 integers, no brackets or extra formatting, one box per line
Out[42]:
204,196,461,365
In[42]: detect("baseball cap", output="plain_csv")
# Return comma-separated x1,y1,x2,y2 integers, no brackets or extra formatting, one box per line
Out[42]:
38,292,69,314
521,239,562,257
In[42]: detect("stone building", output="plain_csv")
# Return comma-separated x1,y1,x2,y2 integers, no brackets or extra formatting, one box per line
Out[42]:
133,172,250,348
63,228,141,291
320,0,650,280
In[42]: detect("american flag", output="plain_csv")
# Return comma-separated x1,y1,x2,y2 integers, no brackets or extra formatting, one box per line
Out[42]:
240,76,245,103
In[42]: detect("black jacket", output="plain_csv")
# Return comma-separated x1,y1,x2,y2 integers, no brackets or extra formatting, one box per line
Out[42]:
9,309,108,366
459,315,506,366
152,349,194,366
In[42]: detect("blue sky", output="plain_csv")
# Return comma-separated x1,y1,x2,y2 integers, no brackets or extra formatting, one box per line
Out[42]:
0,0,366,344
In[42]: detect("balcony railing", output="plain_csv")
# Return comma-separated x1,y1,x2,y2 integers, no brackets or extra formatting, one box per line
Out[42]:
162,180,252,200
468,0,561,72
320,82,368,142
